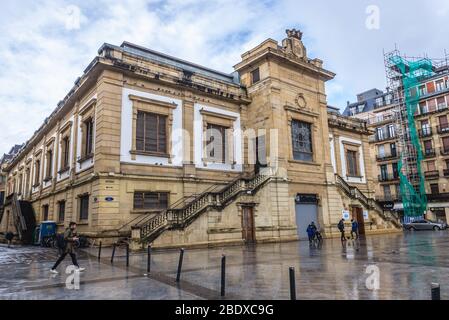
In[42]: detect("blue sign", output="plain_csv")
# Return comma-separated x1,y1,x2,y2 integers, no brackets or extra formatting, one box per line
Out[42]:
105,197,114,202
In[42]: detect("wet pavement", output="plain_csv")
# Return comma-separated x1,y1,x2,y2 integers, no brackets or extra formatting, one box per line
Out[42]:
1,231,449,300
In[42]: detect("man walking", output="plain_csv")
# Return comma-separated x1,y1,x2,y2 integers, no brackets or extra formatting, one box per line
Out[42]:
338,218,346,241
50,222,85,274
351,219,359,240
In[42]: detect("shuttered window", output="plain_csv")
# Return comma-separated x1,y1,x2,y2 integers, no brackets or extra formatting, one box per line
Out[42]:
79,195,89,220
443,137,449,153
84,118,94,156
136,111,167,154
61,137,70,169
133,192,168,210
346,150,359,176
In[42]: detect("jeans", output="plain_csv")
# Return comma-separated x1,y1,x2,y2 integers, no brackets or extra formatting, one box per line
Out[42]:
52,252,79,270
340,231,346,241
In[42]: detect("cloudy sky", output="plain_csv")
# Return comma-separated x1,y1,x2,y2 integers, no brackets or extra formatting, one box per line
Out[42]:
0,0,448,156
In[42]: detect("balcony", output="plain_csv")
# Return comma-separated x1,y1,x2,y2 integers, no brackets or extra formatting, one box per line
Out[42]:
370,133,397,143
378,174,399,182
418,127,433,138
376,152,398,162
427,192,449,202
424,170,440,179
440,148,449,156
437,125,449,135
424,149,436,158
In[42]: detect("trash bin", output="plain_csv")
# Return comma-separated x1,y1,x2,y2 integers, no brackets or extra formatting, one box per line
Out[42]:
38,221,57,246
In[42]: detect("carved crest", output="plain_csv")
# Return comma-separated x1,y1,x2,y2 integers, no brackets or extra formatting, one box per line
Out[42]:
295,93,307,109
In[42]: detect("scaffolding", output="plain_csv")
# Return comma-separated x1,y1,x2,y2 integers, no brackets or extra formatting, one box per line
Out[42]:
384,49,436,221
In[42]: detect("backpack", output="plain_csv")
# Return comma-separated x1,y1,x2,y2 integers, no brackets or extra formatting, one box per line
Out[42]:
55,233,67,250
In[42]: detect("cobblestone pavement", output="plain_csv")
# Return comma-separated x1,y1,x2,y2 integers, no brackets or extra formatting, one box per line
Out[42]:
1,231,449,300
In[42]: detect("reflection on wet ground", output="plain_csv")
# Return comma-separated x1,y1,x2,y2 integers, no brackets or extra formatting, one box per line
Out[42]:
0,231,448,300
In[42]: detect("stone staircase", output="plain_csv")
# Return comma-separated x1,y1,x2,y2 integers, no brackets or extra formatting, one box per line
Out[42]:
131,172,271,246
334,174,402,228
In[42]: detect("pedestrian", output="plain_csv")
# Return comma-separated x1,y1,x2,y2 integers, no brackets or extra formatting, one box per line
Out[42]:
351,219,359,240
306,223,316,243
50,222,85,274
5,232,14,248
338,218,346,241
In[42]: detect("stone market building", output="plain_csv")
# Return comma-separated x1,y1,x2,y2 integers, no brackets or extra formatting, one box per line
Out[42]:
0,30,400,248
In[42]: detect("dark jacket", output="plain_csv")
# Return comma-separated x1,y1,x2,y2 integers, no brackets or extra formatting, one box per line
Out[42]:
337,220,345,232
306,225,315,237
352,221,359,231
63,228,77,254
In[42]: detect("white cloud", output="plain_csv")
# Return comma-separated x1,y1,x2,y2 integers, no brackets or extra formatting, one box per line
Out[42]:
0,0,448,155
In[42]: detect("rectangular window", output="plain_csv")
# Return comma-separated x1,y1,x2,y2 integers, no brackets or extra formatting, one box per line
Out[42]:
61,136,70,169
390,143,397,157
42,205,49,221
437,97,446,110
443,137,449,153
392,162,399,178
291,120,313,162
424,140,433,152
439,115,448,130
34,160,41,186
58,201,66,223
346,150,359,176
79,195,89,221
206,124,227,163
251,68,260,84
84,118,94,157
136,111,167,154
133,192,168,210
418,85,427,96
420,101,428,114
430,183,439,195
428,99,436,112
45,150,53,179
380,164,388,180
436,80,445,92
383,185,391,200
388,124,395,138
377,145,385,157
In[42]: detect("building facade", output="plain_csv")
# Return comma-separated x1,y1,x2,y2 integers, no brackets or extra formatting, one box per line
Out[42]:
0,30,399,248
344,66,449,223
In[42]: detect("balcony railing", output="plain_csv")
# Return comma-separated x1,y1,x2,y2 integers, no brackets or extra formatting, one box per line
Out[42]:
370,133,397,143
427,193,449,202
376,153,398,162
424,149,436,158
424,170,440,179
378,174,399,182
443,169,449,177
437,125,449,135
440,148,449,156
418,127,433,137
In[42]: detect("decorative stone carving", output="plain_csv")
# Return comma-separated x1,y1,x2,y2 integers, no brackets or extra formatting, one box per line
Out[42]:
295,93,307,109
282,28,307,60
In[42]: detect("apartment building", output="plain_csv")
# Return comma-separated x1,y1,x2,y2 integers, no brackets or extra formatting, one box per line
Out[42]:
343,66,449,223
0,30,399,248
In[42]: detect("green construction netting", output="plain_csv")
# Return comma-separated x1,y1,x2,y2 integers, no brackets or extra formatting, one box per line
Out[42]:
390,56,434,217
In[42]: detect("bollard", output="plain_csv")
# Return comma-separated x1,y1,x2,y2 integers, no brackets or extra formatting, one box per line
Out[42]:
111,243,116,264
147,245,152,274
289,267,296,300
98,241,102,260
431,283,441,300
176,248,185,283
221,255,226,297
126,244,130,267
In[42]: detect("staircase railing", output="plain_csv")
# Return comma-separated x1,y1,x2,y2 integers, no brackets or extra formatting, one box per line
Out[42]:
135,172,271,244
335,174,401,228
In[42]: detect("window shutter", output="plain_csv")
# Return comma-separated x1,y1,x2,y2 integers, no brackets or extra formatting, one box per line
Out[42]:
158,116,167,153
145,113,158,152
136,112,145,151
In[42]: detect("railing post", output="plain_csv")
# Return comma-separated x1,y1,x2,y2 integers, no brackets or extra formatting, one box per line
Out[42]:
176,248,185,283
111,243,116,264
221,255,226,297
147,245,152,274
289,267,296,300
126,243,130,267
431,283,441,300
98,241,102,260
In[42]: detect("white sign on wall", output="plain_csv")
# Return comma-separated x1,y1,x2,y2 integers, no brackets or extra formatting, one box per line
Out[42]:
342,210,350,220
363,210,369,220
